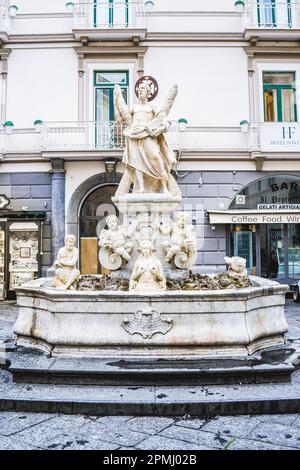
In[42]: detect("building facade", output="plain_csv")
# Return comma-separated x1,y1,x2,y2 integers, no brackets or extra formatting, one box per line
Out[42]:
0,0,300,299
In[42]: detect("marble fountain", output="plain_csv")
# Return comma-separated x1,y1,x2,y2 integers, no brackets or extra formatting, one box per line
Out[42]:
13,77,289,371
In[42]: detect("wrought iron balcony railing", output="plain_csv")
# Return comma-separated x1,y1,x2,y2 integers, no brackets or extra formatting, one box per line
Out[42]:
244,1,300,29
73,1,146,30
41,121,179,152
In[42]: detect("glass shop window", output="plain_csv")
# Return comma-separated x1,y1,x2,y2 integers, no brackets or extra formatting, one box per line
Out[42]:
263,71,297,122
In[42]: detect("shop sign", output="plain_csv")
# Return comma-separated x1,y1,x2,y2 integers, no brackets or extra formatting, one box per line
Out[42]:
256,181,300,208
258,204,300,210
209,211,300,224
0,195,10,209
260,123,300,152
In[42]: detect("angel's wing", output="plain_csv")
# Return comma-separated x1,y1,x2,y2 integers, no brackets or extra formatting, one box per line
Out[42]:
114,84,132,125
161,84,178,117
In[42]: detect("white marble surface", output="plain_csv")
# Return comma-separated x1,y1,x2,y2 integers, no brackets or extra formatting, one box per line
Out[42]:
13,276,289,358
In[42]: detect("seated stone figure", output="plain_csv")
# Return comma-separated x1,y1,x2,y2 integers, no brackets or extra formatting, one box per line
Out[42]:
99,215,134,270
162,212,197,269
224,256,248,278
130,240,166,292
54,234,80,290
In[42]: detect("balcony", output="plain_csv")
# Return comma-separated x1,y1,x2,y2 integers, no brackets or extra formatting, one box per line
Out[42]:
72,1,147,41
40,121,179,159
243,1,300,40
0,1,10,42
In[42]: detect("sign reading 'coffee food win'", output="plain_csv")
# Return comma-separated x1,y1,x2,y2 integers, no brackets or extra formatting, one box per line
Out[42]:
260,123,300,152
0,195,10,209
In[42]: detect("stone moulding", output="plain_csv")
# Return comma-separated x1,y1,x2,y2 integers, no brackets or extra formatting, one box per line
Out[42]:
13,276,289,358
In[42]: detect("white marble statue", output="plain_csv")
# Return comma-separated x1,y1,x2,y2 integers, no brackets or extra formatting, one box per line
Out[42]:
54,234,80,290
162,212,197,269
114,78,181,197
224,256,248,278
129,240,167,292
99,215,134,270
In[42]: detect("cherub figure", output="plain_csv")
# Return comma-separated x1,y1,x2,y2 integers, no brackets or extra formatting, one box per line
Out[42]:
113,77,181,197
99,215,133,270
162,212,197,269
54,234,80,290
129,240,166,292
224,256,248,278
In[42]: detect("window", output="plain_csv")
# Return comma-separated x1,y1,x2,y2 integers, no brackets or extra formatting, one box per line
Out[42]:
94,0,129,28
94,70,129,147
263,72,297,122
257,0,292,28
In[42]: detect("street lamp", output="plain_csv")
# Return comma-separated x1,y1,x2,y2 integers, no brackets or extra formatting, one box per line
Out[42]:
145,1,155,13
240,120,250,134
235,1,245,13
9,5,19,17
66,2,75,14
178,118,188,132
34,119,44,133
3,121,14,135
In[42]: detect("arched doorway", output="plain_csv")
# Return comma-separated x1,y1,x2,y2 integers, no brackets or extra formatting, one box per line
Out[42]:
79,184,118,274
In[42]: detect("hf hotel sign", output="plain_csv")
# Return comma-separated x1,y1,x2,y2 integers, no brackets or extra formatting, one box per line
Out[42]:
260,123,300,152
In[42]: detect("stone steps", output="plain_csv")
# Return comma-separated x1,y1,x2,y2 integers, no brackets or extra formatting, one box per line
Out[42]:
1,368,300,417
8,348,296,386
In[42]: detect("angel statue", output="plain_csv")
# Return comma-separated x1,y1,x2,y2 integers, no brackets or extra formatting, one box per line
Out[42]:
114,76,181,198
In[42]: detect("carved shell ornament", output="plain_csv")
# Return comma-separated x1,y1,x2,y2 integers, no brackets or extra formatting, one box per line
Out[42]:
135,75,159,102
122,307,174,339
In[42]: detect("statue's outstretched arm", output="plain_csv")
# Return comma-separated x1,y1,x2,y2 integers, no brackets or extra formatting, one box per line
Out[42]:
114,85,132,126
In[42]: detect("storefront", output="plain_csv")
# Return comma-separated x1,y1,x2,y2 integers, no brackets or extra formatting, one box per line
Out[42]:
209,175,300,281
0,208,45,300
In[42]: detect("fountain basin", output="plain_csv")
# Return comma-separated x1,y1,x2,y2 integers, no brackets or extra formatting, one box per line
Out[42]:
14,276,289,358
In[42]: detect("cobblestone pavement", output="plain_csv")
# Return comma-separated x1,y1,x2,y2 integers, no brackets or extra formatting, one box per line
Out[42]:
0,300,300,450
1,412,300,450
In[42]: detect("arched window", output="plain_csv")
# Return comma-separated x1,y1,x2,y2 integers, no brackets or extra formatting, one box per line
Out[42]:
230,175,300,210
79,185,118,274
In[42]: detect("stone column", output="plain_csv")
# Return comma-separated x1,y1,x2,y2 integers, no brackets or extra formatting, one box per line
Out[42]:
0,50,11,125
48,159,65,274
77,52,85,121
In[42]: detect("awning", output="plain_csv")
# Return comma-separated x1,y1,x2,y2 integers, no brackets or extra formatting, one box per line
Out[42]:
208,210,300,225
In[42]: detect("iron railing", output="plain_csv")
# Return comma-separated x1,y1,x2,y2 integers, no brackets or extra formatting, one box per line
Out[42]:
41,121,179,151
244,1,300,29
73,1,146,29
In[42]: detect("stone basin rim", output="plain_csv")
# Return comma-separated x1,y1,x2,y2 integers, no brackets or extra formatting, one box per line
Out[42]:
15,276,290,300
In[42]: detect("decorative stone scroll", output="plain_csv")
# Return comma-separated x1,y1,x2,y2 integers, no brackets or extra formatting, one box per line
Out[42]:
122,307,173,339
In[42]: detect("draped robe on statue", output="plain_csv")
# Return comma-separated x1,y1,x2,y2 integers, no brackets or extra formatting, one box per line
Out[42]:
122,104,176,182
